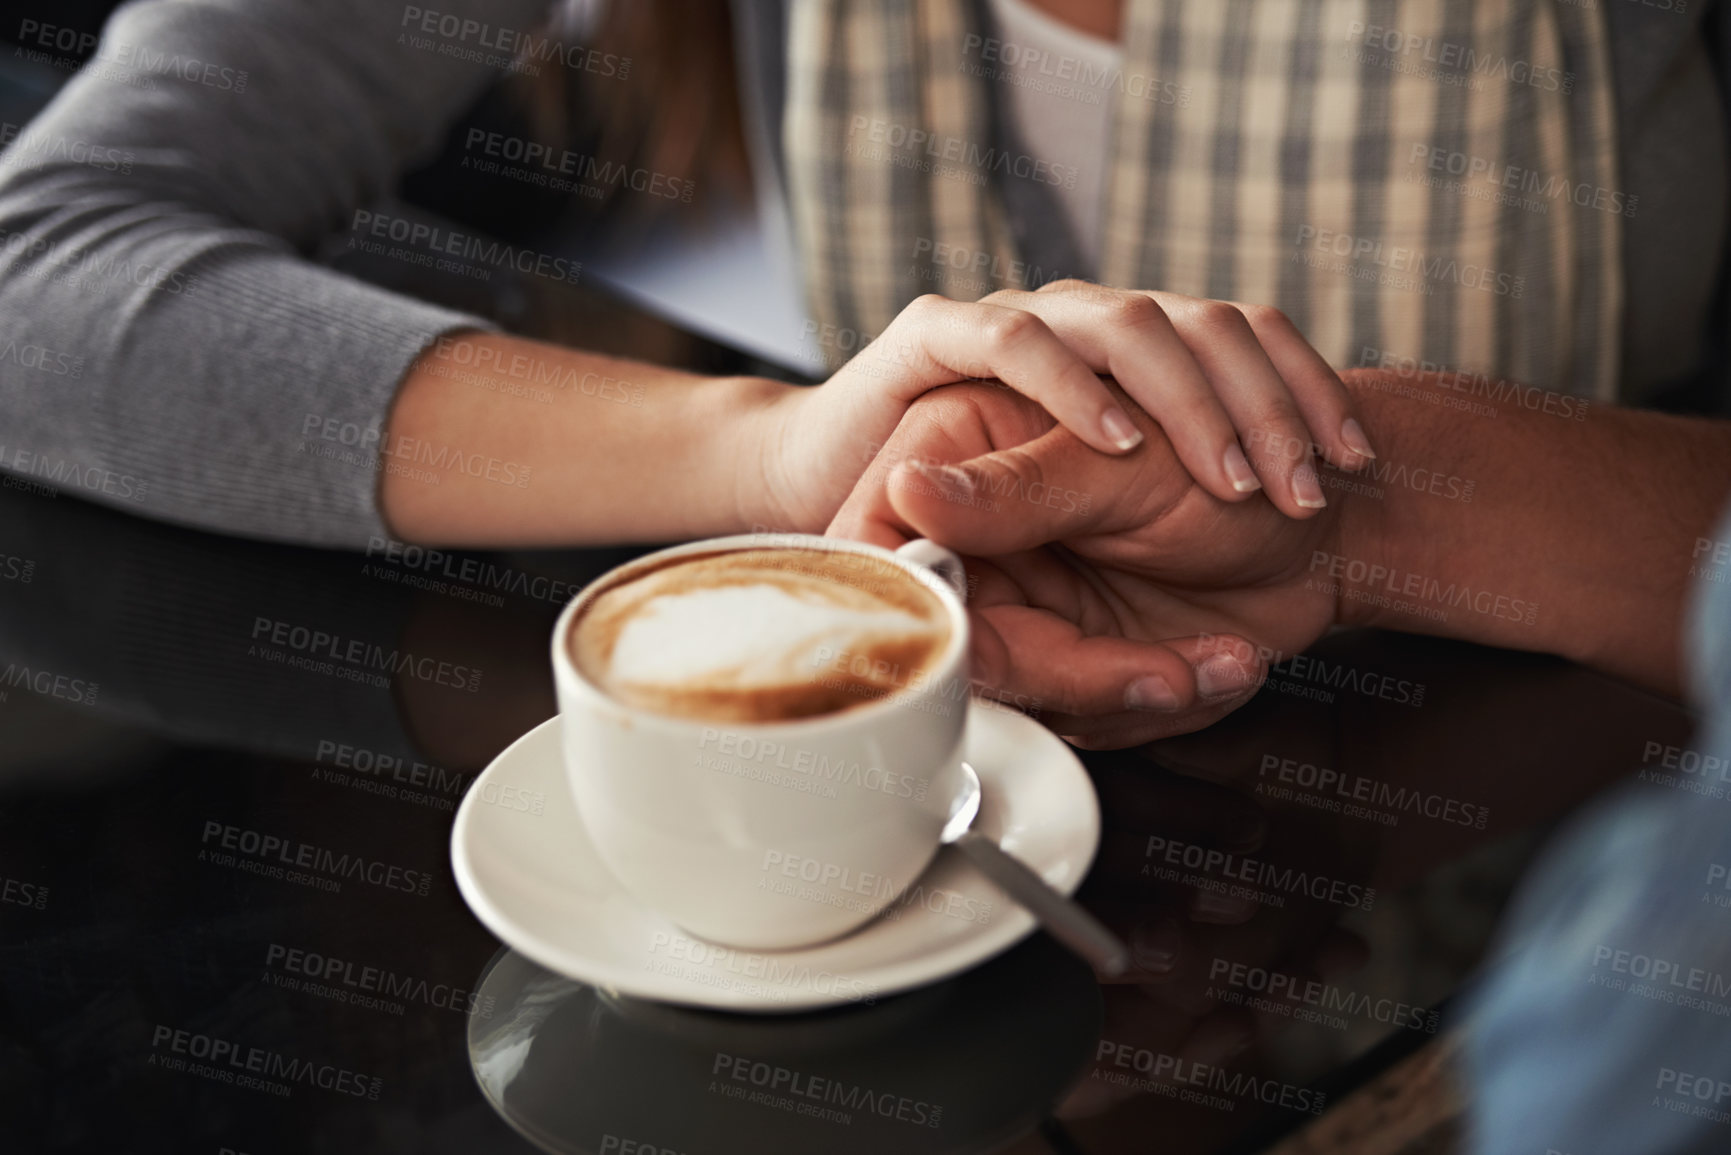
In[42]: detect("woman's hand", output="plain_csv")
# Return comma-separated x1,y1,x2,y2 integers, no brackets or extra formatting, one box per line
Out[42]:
752,282,1374,533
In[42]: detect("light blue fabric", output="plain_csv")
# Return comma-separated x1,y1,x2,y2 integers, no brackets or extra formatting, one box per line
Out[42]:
1462,506,1731,1154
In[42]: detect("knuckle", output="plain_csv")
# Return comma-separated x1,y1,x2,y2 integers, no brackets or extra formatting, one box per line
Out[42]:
1246,414,1313,462
1262,400,1311,437
1185,405,1244,452
998,443,1048,490
1188,299,1251,336
904,293,949,322
982,308,1044,352
1237,302,1292,332
1052,667,1097,713
1103,293,1165,330
1036,277,1092,294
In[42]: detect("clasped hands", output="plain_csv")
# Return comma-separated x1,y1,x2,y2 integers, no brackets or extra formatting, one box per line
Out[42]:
827,359,1365,749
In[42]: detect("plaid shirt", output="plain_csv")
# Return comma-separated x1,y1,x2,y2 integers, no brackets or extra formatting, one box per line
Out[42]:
785,0,1620,400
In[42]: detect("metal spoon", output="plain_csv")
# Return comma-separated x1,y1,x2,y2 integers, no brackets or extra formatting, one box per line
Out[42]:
943,762,1130,976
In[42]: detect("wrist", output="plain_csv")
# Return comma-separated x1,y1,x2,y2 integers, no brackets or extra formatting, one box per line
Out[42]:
1325,370,1443,632
1315,375,1412,626
710,375,813,533
1322,368,1677,687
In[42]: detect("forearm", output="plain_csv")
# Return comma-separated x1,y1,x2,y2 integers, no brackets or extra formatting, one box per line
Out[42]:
1330,369,1731,698
380,331,793,545
0,0,551,546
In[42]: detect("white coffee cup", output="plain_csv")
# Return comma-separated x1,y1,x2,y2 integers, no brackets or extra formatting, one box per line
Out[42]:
551,533,971,950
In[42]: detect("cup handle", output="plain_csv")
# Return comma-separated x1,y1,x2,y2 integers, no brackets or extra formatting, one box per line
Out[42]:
896,539,967,600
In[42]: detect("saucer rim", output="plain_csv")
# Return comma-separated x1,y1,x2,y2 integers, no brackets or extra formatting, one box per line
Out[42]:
451,701,1100,1012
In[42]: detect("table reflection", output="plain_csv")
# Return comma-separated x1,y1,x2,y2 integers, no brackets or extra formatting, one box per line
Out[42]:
0,480,1698,1154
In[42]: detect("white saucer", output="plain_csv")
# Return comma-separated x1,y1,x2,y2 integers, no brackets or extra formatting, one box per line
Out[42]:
451,701,1101,1012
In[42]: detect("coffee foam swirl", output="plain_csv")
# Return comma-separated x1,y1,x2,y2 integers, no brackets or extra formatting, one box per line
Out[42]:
572,549,951,723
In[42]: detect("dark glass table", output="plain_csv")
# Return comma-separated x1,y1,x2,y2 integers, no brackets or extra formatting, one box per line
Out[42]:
0,480,1696,1154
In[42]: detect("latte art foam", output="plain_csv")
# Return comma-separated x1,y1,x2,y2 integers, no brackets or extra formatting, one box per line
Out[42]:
571,549,951,723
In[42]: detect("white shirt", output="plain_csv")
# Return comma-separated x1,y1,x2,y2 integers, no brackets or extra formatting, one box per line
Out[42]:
984,0,1122,272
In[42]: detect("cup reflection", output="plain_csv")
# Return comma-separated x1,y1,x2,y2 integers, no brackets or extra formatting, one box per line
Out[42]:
467,936,1101,1155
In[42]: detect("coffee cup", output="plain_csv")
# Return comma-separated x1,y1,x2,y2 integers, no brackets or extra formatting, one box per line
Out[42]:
551,533,971,950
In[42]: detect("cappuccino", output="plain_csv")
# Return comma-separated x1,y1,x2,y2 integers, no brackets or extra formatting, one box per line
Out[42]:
570,549,952,723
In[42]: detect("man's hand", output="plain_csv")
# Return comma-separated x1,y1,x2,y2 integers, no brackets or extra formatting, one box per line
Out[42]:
834,365,1731,726
828,381,1345,748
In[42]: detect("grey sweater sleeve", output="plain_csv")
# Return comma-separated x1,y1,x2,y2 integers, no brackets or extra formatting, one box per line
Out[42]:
0,0,555,547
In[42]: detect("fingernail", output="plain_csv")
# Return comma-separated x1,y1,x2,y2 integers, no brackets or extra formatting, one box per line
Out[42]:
1131,918,1182,974
1291,462,1327,509
1193,889,1256,922
1124,674,1183,711
1100,407,1143,450
1340,417,1377,459
1222,442,1261,493
1195,652,1255,699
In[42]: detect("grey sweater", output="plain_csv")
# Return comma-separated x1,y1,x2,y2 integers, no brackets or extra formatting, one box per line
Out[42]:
0,0,547,547
0,0,1722,548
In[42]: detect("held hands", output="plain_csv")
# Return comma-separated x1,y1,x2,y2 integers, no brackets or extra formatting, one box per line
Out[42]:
827,380,1352,748
758,283,1376,533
